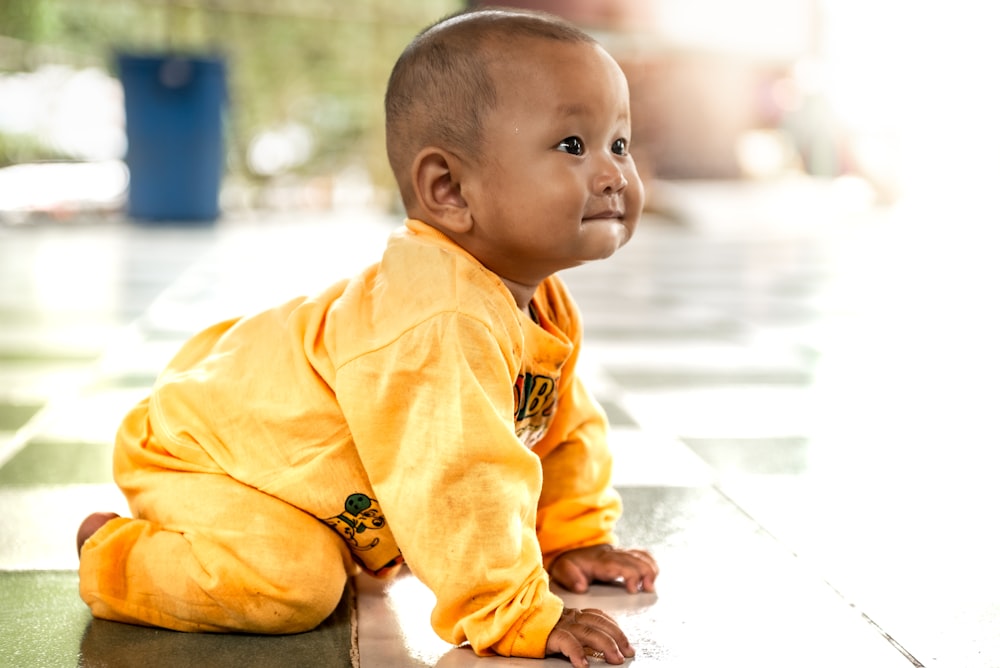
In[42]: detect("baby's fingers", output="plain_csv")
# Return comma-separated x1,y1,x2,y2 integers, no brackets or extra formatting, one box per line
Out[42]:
598,549,658,593
578,608,634,658
550,554,589,593
546,608,633,668
622,549,659,593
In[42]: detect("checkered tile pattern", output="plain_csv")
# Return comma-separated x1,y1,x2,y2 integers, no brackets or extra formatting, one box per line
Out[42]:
3,182,998,666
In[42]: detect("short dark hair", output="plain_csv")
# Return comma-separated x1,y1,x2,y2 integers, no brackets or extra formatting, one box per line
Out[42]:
384,8,596,204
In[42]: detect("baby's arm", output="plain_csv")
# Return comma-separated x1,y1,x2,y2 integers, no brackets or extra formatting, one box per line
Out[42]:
338,312,568,657
549,543,659,594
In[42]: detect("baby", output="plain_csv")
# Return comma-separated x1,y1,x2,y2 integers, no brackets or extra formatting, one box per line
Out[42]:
78,8,657,667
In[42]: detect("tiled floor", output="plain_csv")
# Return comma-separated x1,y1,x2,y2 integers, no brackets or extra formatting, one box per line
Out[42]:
2,180,999,667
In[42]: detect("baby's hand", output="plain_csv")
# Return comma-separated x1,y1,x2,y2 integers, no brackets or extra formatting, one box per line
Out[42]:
545,607,634,668
549,544,658,594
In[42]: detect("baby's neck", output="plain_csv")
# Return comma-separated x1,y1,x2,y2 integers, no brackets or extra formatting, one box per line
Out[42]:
498,276,539,315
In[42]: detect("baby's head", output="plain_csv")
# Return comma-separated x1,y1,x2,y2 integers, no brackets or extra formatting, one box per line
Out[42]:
385,8,643,289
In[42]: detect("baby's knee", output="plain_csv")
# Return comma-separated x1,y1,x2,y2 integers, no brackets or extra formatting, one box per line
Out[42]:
236,533,351,634
249,573,346,634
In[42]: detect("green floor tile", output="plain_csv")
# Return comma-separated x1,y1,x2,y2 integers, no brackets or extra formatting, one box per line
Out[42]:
607,368,812,389
0,571,356,668
78,599,356,668
0,402,43,432
0,440,114,485
682,437,811,475
88,372,160,390
0,571,92,668
598,398,639,428
0,350,100,365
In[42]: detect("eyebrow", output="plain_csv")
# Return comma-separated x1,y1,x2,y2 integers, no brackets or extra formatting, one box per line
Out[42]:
556,102,589,117
556,102,629,122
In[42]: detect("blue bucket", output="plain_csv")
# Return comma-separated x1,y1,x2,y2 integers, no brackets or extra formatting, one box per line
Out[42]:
118,53,227,222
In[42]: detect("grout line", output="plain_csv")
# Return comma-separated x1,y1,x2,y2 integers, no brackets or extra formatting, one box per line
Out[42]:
709,482,926,667
348,577,361,668
0,403,55,470
858,612,926,667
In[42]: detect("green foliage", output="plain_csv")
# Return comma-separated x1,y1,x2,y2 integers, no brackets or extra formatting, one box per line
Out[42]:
0,131,72,168
0,0,463,186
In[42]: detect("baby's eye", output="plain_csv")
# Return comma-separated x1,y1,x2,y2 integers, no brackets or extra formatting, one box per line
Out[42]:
612,138,628,156
556,136,584,156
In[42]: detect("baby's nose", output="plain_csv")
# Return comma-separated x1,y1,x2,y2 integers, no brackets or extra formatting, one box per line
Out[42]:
595,160,628,194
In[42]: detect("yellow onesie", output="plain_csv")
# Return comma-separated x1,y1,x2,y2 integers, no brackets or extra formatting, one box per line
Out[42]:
79,219,622,659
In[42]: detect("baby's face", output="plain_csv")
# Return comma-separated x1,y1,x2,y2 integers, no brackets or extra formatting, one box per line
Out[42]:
459,39,643,285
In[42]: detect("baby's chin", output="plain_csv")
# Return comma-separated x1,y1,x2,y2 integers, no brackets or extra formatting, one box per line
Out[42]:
580,218,634,258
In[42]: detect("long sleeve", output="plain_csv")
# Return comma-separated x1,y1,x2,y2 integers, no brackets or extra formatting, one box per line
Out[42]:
535,372,622,567
335,309,563,658
320,219,569,657
530,278,623,568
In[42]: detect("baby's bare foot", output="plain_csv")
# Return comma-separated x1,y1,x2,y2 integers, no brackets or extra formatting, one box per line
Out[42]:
77,512,120,555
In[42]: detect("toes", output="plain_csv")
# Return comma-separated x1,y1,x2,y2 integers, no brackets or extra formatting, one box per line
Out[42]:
76,512,121,555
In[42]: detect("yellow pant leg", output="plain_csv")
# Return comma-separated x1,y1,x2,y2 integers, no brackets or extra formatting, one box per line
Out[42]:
79,401,356,633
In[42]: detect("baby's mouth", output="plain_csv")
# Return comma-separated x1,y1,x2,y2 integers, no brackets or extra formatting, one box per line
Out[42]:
583,209,625,221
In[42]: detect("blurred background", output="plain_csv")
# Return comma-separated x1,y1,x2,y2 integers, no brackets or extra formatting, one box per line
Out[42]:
3,5,1000,665
1,0,999,223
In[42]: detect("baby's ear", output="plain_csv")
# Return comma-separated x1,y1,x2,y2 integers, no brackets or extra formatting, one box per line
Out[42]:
411,147,472,234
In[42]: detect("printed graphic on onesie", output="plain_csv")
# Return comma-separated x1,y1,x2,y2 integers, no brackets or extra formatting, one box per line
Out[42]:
514,371,558,448
324,493,403,576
